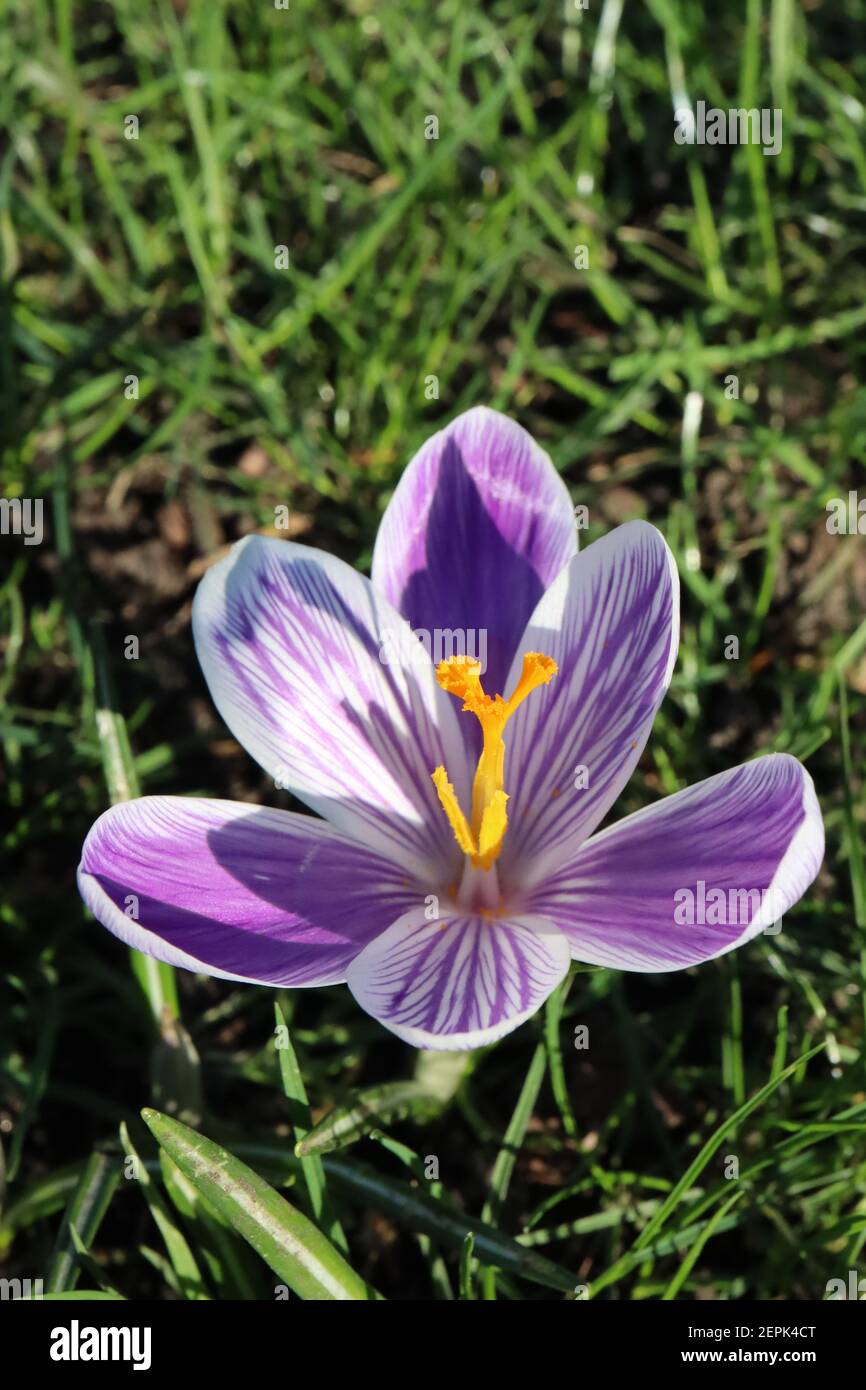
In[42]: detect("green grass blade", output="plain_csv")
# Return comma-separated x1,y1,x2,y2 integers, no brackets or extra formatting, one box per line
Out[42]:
274,1000,347,1251
120,1121,209,1300
46,1150,120,1293
661,1187,745,1299
633,1041,827,1253
479,1040,548,1296
323,1154,576,1296
89,622,179,1026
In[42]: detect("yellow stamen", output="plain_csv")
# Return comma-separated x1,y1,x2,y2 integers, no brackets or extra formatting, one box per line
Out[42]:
431,766,477,859
477,789,509,871
431,651,557,871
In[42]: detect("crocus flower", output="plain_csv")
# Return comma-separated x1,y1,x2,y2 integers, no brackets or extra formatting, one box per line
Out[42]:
78,408,824,1050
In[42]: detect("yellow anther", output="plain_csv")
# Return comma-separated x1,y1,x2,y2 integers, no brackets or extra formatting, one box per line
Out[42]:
431,766,477,860
476,789,509,871
431,651,557,871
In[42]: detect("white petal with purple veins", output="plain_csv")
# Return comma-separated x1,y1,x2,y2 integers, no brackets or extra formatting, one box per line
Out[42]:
346,906,570,1050
498,520,680,888
527,754,824,971
78,796,424,986
192,535,471,877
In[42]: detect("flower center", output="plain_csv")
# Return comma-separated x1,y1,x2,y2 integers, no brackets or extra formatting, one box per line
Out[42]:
431,651,557,872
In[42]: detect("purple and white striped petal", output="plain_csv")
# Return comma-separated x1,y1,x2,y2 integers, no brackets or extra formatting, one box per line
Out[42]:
526,755,824,972
192,535,471,878
78,796,423,986
498,520,679,888
346,906,570,1050
372,407,577,700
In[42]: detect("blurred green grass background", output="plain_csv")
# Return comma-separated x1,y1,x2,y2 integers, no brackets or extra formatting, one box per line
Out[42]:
1,0,866,1300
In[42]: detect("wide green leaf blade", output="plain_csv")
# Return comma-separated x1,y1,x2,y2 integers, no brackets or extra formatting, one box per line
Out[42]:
142,1109,379,1300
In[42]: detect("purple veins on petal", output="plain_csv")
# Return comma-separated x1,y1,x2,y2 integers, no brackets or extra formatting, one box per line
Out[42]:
527,754,824,972
498,519,680,888
78,795,424,986
346,907,571,1050
192,534,472,879
372,406,577,702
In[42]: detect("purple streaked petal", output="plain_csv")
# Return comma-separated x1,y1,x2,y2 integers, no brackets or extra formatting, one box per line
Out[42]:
346,906,570,1050
372,407,577,700
498,520,679,888
526,755,824,972
192,535,471,878
78,796,424,986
